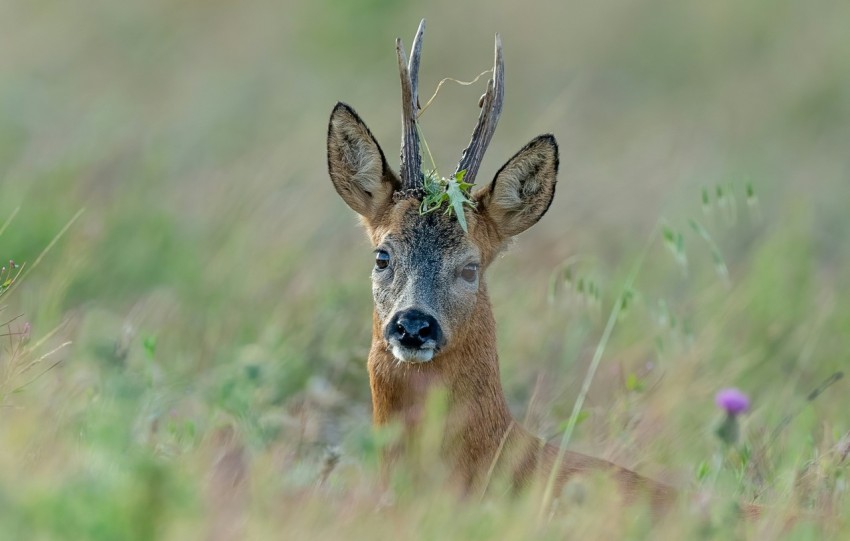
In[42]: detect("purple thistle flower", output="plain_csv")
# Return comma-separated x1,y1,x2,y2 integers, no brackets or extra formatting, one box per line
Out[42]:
715,388,750,415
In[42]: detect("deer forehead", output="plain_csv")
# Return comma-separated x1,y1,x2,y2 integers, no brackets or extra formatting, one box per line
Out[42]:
369,200,499,265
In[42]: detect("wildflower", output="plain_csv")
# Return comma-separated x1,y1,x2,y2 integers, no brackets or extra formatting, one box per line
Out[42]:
715,387,750,445
715,388,750,415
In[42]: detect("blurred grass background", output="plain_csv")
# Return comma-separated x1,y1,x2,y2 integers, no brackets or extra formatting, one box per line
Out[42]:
1,0,849,538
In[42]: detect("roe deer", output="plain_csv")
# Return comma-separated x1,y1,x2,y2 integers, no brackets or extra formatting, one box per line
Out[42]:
326,19,678,513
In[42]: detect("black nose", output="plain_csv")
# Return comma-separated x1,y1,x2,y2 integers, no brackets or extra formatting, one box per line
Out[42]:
387,309,443,349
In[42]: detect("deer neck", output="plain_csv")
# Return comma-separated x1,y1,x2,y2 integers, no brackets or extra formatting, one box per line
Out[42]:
367,285,531,484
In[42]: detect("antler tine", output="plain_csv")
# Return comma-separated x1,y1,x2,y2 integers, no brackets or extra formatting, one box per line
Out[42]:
408,19,425,115
397,19,426,190
454,33,504,185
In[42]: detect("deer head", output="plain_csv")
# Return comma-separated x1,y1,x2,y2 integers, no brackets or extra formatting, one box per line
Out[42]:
327,20,558,365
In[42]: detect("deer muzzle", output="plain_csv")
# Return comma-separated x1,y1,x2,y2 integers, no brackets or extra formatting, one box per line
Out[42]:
385,308,445,363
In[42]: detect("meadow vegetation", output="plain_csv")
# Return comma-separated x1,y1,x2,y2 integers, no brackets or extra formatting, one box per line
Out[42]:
1,1,849,538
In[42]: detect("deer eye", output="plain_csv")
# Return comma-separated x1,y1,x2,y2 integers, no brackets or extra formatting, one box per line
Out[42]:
460,263,479,283
375,250,390,270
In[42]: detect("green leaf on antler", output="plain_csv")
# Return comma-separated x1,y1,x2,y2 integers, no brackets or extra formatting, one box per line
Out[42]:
419,169,476,233
445,171,474,233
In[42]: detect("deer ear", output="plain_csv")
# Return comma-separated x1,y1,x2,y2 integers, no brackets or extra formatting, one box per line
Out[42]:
327,102,400,222
476,135,558,238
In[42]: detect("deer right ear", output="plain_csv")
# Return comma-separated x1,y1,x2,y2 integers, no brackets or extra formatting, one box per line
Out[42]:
327,102,400,223
476,135,559,238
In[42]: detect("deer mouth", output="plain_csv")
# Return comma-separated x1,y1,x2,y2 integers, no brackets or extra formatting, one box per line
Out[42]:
389,342,438,363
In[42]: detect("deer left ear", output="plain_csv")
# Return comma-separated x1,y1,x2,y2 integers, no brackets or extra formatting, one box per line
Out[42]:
327,102,400,223
476,135,558,238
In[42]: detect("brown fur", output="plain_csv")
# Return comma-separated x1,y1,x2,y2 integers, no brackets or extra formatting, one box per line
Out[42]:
327,102,679,514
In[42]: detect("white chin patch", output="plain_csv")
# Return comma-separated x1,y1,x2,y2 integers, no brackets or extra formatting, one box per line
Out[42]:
391,345,435,363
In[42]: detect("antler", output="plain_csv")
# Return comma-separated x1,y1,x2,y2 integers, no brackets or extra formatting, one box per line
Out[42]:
397,19,425,190
454,34,504,185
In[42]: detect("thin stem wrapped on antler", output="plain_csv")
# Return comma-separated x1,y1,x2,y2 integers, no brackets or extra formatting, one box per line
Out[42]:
454,34,504,185
397,19,425,190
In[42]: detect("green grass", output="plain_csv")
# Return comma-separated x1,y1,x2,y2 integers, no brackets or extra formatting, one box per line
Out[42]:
1,0,849,539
